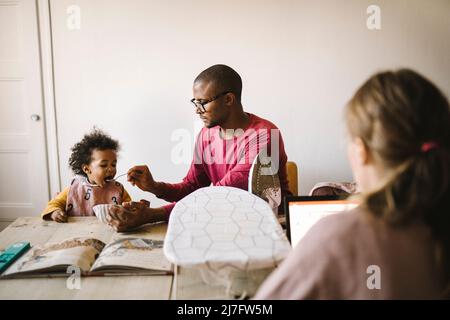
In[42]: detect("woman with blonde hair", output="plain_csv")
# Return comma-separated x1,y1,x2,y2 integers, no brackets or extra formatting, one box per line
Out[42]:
255,69,450,299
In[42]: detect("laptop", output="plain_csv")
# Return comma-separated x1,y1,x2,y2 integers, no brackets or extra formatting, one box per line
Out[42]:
285,195,359,248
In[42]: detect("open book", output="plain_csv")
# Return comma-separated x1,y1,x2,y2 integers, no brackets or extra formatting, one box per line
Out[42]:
0,237,173,278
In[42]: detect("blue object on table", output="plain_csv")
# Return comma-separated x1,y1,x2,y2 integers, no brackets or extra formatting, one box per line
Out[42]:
0,242,31,273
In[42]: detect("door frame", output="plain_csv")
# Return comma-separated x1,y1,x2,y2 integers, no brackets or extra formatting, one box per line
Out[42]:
0,0,60,228
37,0,61,197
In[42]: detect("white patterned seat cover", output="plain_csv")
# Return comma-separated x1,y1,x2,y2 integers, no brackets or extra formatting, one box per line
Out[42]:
163,186,291,296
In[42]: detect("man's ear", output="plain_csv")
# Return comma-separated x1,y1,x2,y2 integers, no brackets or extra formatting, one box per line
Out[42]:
224,92,235,105
354,137,370,166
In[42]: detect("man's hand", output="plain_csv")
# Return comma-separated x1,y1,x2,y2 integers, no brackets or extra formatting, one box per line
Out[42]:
51,210,68,223
127,165,156,193
106,199,150,232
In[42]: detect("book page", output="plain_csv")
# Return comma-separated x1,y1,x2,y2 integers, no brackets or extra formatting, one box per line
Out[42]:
90,238,172,274
1,237,105,277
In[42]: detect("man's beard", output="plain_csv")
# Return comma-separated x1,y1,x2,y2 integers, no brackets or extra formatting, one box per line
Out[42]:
205,120,218,128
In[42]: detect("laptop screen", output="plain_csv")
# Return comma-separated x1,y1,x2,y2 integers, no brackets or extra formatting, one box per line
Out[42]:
285,196,359,248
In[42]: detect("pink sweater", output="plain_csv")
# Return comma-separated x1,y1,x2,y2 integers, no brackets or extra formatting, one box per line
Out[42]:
255,207,445,299
157,113,291,218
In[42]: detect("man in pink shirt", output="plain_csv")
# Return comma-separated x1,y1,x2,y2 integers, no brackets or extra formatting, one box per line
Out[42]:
108,65,291,231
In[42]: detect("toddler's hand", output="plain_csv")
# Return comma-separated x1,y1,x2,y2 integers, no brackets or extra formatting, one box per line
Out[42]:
51,210,68,223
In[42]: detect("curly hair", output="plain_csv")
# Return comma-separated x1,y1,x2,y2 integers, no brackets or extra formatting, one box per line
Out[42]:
68,128,120,177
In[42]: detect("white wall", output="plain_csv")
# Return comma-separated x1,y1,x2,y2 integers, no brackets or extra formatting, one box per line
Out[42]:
49,0,450,205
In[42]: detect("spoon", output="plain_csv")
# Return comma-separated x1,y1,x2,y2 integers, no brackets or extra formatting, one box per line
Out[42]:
105,169,144,183
105,172,128,182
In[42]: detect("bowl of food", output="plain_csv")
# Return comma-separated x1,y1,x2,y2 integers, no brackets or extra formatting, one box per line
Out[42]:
93,204,113,224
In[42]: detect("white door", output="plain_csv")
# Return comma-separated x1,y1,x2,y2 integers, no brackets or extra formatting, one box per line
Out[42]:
0,0,50,224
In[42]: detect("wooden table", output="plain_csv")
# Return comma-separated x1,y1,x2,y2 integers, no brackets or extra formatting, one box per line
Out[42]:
0,217,173,299
0,217,236,299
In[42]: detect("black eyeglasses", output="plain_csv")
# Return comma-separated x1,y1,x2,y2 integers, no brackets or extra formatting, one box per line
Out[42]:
190,91,232,113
